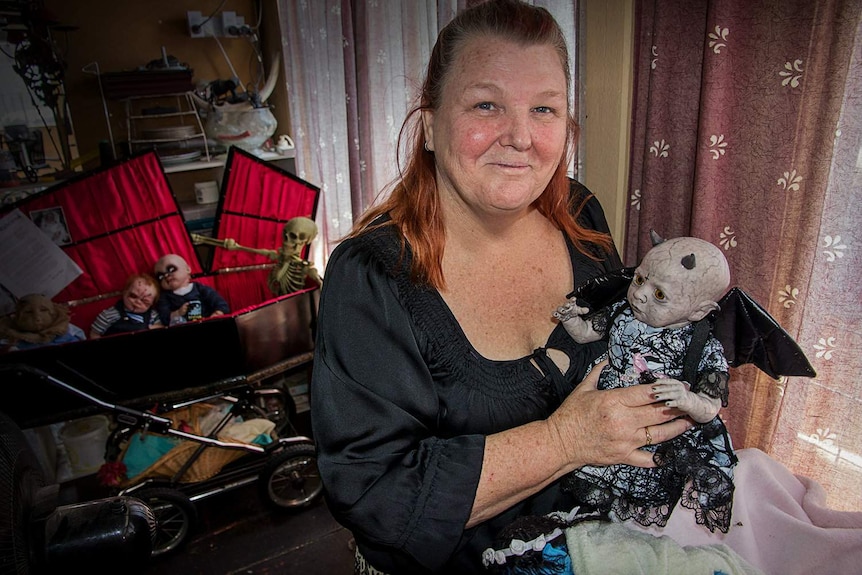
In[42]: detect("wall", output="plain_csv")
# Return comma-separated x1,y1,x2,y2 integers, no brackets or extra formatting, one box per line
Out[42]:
41,0,289,202
581,0,634,254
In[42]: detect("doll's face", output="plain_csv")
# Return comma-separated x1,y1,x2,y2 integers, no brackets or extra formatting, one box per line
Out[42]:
627,237,729,329
123,278,157,313
627,263,699,328
15,295,58,332
154,254,192,292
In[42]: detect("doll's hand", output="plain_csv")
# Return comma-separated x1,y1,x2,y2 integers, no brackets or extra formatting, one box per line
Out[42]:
651,379,721,424
553,300,600,343
169,304,189,326
553,299,587,322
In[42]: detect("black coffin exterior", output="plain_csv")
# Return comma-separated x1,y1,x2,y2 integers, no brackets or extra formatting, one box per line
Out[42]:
0,286,317,429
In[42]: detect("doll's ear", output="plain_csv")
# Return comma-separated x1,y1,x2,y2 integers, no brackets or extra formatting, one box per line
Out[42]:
688,300,719,322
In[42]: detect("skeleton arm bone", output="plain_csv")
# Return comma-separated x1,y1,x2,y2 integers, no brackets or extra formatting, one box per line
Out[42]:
651,379,722,423
305,264,322,286
553,300,602,343
190,234,278,260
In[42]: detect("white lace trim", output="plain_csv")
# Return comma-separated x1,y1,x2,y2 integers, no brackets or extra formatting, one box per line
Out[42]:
481,506,600,567
481,527,564,566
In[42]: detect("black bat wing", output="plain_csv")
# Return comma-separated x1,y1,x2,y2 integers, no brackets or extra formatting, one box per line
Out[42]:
712,287,816,379
567,267,634,314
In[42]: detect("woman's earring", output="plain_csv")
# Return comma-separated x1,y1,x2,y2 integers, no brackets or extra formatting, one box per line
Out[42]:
424,141,432,153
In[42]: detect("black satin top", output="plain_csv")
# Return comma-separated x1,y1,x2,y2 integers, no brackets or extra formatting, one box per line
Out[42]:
310,181,622,574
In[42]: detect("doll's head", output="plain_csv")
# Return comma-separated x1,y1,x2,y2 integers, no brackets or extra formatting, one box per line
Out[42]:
122,274,160,313
154,254,192,293
0,293,71,344
627,236,730,329
12,293,66,333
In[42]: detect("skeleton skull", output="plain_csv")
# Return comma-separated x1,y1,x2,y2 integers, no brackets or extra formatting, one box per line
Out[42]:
282,217,318,252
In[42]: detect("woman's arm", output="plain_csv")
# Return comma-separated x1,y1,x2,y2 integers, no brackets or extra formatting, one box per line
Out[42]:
468,362,692,525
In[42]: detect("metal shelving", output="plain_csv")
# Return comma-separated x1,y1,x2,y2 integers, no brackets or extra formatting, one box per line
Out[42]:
124,92,212,164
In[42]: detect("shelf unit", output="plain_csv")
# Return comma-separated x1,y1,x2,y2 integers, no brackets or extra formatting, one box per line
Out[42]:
176,149,297,238
162,148,295,174
124,92,211,163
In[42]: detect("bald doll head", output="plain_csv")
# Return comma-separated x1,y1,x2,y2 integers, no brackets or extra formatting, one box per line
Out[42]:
627,236,730,329
154,253,192,292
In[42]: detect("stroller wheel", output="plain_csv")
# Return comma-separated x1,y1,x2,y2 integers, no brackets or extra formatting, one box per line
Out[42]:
259,444,323,510
134,488,197,557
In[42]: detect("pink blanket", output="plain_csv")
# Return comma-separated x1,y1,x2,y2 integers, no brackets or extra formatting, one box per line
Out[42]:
626,448,862,574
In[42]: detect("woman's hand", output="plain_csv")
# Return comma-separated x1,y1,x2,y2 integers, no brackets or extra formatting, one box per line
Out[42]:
546,360,693,470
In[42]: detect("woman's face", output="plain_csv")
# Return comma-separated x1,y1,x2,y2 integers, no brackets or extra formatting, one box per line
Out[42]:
123,278,157,313
423,36,568,219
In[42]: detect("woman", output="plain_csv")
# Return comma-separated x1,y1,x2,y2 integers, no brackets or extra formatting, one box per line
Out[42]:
310,1,690,573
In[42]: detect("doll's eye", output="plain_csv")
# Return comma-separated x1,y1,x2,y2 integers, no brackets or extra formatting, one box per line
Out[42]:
654,289,666,301
634,274,645,286
156,265,178,281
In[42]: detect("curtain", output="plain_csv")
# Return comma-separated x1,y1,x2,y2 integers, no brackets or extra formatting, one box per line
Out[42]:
275,0,577,270
276,1,456,271
627,0,862,510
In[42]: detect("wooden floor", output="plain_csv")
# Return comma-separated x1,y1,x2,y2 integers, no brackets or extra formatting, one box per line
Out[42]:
142,482,355,575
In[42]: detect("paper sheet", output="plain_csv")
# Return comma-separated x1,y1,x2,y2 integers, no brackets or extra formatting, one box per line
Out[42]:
0,209,82,314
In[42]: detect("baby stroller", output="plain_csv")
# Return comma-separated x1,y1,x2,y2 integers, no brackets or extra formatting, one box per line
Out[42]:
2,360,322,558
0,147,325,560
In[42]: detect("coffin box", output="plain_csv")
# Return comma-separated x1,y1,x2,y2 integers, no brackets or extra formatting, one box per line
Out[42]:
0,148,321,429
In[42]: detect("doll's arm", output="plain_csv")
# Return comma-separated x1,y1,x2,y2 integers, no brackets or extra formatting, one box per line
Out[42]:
169,303,189,326
650,379,722,423
553,299,603,343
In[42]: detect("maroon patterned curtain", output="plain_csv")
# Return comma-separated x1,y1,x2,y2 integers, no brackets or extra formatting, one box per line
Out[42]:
627,0,862,510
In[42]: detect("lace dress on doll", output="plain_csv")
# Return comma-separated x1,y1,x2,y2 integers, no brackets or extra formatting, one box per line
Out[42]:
563,301,737,533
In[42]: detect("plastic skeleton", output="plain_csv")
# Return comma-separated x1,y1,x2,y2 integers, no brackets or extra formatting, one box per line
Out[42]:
191,216,322,296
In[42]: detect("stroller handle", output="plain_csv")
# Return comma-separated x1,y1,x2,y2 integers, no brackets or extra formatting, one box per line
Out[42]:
1,363,174,433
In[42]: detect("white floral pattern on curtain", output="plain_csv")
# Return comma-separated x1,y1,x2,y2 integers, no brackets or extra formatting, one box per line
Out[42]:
627,0,862,510
275,0,577,271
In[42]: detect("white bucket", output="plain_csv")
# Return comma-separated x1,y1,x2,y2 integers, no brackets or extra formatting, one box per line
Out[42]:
59,415,110,476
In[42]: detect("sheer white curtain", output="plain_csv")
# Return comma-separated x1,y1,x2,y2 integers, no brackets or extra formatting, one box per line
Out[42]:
276,0,577,269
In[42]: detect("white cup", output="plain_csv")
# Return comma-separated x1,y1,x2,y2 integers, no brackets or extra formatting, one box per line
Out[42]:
194,180,219,204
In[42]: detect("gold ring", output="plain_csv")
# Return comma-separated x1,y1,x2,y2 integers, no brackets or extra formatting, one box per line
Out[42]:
644,426,653,446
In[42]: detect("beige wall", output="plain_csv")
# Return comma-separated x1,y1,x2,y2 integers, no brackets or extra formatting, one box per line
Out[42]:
581,0,634,252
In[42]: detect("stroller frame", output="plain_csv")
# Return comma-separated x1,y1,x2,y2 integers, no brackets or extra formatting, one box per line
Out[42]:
5,360,323,557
